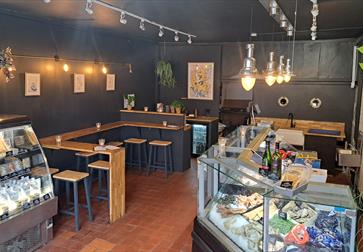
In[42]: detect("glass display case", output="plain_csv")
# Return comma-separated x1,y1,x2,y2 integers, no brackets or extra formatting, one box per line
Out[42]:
263,183,357,252
0,115,57,251
193,125,357,252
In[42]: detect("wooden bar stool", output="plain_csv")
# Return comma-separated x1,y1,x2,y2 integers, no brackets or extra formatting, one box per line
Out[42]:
53,170,93,231
75,152,97,172
124,138,148,172
148,140,174,178
88,160,110,202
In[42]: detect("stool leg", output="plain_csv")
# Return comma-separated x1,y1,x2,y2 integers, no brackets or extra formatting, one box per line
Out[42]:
147,145,153,176
153,146,157,171
85,157,90,173
89,167,93,196
164,147,168,178
143,143,148,174
168,145,174,172
76,156,81,171
65,181,70,210
130,144,133,168
138,144,142,173
73,182,80,231
54,179,59,197
107,171,110,209
98,169,102,203
84,178,93,221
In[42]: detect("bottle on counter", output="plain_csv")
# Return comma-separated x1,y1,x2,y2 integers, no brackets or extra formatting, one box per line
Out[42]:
270,141,282,180
259,140,271,176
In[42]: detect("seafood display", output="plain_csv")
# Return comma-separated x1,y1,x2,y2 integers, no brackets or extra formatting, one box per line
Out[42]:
282,201,317,224
217,193,263,217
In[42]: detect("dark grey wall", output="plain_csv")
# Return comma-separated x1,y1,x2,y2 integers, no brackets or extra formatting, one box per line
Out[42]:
157,44,222,117
0,14,157,138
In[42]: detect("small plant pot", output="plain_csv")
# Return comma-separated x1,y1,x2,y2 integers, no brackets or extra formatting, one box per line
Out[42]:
170,106,175,113
175,107,182,114
127,105,132,111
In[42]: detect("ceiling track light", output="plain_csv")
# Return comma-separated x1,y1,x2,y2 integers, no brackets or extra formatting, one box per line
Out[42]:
269,0,279,16
85,0,93,15
120,11,127,24
158,26,164,37
187,36,192,44
240,43,258,91
174,32,179,42
139,19,145,31
310,1,319,40
280,14,288,28
264,51,277,86
287,25,294,36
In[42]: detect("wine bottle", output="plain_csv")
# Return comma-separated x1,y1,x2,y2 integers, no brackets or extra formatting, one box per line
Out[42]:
259,140,271,176
271,141,282,180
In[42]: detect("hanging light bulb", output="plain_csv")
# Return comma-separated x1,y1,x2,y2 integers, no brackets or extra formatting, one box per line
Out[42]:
174,32,179,42
284,59,293,82
120,11,127,24
187,36,192,44
158,26,164,37
102,66,108,74
240,44,257,91
264,52,276,86
269,0,278,16
85,0,93,15
139,19,145,31
276,55,285,84
287,25,293,37
63,63,69,72
280,14,288,28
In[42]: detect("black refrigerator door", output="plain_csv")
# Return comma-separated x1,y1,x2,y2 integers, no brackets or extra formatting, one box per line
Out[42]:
192,124,208,155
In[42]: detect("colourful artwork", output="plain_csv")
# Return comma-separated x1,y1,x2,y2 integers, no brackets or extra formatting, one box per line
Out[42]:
188,62,214,100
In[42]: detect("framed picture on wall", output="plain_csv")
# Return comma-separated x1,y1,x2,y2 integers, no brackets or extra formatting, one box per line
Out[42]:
188,62,214,100
106,74,116,91
25,73,41,96
74,73,85,93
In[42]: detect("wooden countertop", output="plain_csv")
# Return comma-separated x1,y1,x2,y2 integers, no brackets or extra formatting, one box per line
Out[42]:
120,109,185,117
255,117,346,140
186,116,219,123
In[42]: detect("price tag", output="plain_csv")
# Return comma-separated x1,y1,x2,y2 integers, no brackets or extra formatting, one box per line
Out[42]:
33,198,40,206
22,202,31,210
43,193,50,201
278,209,287,220
280,181,293,189
0,212,9,221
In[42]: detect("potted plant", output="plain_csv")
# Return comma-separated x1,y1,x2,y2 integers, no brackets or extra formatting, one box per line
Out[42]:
155,60,176,88
171,100,184,114
127,95,135,110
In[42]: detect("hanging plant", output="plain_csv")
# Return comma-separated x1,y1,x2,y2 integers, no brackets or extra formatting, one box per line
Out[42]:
358,46,363,71
155,60,176,88
0,47,16,82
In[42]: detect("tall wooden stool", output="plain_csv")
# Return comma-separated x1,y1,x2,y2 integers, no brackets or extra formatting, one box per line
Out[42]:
53,170,93,231
124,138,148,172
75,152,97,172
148,140,173,178
88,160,110,203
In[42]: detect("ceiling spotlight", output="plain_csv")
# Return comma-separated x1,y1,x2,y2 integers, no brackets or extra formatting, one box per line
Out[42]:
269,0,279,16
240,43,258,91
102,66,108,74
284,59,292,82
280,14,288,28
120,11,127,24
43,0,51,3
63,63,69,72
174,32,179,42
139,19,145,31
264,52,277,86
187,36,192,44
158,26,164,37
85,0,93,15
287,25,293,36
276,55,285,84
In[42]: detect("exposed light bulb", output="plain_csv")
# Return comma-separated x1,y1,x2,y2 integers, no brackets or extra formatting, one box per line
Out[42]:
174,32,179,42
63,63,69,72
120,11,127,24
241,77,256,91
158,27,164,37
187,36,192,44
276,75,284,84
284,74,291,82
264,52,276,86
102,66,108,74
139,19,145,31
85,0,93,15
265,75,276,86
276,55,285,84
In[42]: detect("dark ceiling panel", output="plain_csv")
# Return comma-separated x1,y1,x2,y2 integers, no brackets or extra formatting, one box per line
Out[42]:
0,0,362,42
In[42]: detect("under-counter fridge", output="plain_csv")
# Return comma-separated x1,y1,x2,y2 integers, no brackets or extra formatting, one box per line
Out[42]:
192,124,208,155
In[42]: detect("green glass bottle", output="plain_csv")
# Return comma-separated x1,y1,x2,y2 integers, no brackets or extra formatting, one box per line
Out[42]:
271,141,282,180
259,140,271,176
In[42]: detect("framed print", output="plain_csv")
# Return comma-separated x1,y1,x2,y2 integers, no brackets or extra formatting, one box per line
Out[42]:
25,73,40,96
188,62,214,100
106,74,116,91
74,73,85,93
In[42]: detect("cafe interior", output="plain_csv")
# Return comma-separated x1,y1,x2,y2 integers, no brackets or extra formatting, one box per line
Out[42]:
0,0,363,251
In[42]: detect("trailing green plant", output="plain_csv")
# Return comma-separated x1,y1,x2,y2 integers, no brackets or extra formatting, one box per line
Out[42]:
156,60,176,88
358,46,363,71
127,95,135,104
171,100,184,109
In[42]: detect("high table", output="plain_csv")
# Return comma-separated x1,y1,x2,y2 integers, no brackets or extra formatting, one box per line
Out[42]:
40,120,191,223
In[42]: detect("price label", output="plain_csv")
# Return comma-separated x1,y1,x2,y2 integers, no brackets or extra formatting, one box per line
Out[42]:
278,209,287,220
280,181,293,189
22,202,31,210
0,212,9,221
33,198,40,206
43,193,50,201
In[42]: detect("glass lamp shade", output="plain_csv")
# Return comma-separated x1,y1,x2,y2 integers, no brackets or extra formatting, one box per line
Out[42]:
241,76,256,91
276,75,284,84
265,75,276,86
284,74,291,82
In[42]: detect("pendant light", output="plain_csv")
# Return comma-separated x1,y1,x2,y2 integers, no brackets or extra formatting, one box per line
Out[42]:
284,58,292,82
264,52,277,86
276,55,285,84
240,43,257,91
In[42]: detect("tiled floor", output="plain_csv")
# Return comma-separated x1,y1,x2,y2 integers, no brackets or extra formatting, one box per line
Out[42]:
38,161,197,252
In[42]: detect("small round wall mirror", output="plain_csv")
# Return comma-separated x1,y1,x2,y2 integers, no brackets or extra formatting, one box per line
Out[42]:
278,96,289,107
310,98,322,109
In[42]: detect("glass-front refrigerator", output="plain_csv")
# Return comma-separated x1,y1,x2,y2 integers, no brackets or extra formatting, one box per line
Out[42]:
192,124,208,156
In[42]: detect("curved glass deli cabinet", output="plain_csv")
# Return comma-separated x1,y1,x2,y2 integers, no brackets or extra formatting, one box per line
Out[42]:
192,125,357,252
0,115,57,251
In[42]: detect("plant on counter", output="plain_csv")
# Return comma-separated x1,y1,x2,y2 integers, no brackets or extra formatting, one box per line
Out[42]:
155,60,176,88
358,46,363,71
127,95,135,110
171,100,184,114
